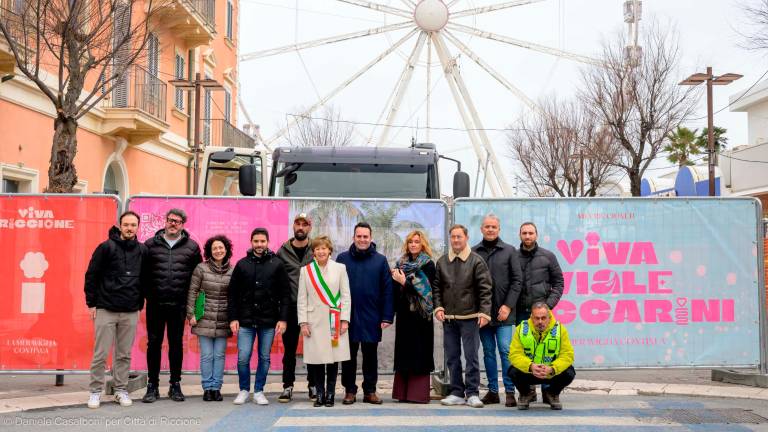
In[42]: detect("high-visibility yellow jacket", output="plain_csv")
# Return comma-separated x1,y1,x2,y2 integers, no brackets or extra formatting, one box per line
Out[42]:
508,310,574,377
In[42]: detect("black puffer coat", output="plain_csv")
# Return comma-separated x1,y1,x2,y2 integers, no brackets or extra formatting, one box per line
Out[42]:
84,226,147,312
144,229,202,308
517,242,564,311
472,238,522,326
186,261,233,338
227,249,291,327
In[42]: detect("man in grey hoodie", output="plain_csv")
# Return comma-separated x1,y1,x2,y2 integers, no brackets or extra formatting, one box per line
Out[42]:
276,213,315,402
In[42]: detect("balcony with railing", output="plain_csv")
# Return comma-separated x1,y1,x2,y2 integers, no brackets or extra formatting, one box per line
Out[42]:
0,0,26,74
101,65,169,144
152,0,216,48
202,119,255,149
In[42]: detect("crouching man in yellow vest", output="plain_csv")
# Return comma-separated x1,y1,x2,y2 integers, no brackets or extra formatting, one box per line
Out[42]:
508,301,575,410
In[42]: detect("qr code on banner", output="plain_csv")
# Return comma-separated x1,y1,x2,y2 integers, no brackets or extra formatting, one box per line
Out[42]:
139,213,165,240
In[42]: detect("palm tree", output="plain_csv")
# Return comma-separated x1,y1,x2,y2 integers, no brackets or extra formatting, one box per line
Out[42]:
695,126,728,165
664,127,700,167
358,202,424,265
290,200,362,256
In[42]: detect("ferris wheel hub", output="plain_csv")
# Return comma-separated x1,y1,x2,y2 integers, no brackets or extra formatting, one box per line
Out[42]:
413,0,449,32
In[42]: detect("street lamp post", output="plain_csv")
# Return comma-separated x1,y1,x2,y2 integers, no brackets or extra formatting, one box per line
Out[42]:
170,73,224,195
679,67,742,196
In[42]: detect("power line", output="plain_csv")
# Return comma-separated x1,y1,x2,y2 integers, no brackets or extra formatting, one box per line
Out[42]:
689,66,768,121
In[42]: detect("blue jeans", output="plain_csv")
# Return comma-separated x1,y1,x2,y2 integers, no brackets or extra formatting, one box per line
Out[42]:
479,324,514,394
199,336,227,390
237,326,275,392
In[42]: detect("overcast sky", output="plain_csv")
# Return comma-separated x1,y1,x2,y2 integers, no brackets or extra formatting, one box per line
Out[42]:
237,0,767,196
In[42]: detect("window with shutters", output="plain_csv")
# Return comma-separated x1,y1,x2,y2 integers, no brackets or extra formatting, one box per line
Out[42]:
147,33,159,76
224,89,231,123
174,54,185,110
111,2,131,108
226,1,233,40
203,76,212,145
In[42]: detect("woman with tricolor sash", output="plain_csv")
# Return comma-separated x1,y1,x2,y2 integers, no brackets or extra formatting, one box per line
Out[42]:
297,236,352,407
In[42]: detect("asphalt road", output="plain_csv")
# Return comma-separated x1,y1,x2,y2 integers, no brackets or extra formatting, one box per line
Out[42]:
2,392,768,432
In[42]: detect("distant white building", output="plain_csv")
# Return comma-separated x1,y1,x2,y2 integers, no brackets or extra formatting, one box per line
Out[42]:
725,80,768,214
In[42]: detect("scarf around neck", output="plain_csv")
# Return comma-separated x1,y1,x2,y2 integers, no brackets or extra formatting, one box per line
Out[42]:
396,252,433,319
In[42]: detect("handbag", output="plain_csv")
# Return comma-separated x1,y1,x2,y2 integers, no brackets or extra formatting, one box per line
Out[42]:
194,291,205,321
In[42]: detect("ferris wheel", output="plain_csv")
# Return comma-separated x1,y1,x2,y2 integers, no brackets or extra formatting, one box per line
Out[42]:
239,0,609,197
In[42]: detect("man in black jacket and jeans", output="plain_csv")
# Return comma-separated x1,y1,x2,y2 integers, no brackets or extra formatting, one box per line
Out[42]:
472,214,522,407
229,227,290,406
516,222,564,324
85,211,147,409
142,209,202,403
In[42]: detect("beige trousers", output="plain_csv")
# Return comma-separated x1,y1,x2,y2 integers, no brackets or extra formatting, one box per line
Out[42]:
89,309,139,393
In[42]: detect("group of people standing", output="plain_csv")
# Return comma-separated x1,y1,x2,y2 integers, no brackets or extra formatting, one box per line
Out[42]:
83,209,576,411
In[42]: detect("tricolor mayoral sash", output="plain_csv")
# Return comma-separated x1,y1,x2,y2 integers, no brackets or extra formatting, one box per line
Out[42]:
306,260,342,347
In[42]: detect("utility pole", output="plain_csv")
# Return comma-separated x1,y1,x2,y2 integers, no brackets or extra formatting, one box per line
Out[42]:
680,67,742,196
170,73,224,195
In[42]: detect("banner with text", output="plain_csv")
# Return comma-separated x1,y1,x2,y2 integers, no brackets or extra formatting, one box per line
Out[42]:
128,196,447,372
454,198,763,368
0,195,119,370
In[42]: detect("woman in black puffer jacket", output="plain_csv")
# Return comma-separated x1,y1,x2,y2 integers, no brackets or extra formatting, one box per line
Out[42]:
186,235,234,402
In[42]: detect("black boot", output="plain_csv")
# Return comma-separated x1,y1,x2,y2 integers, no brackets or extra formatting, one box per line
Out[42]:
308,386,318,401
313,391,325,407
213,390,223,402
142,382,159,403
324,393,335,407
203,390,212,401
168,382,185,402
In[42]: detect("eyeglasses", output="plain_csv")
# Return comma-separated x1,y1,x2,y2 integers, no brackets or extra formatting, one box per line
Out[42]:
166,218,184,225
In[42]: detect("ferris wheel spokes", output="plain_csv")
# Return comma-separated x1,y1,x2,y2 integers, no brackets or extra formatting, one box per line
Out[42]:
451,0,547,19
431,32,510,197
240,21,414,62
265,28,420,147
399,0,416,8
334,0,413,19
447,22,603,65
378,32,428,147
442,30,539,112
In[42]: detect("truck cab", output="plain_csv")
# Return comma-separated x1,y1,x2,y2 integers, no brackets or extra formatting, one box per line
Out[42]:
270,144,442,199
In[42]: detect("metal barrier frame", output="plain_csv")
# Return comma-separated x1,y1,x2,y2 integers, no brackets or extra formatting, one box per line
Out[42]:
453,196,768,373
0,193,121,376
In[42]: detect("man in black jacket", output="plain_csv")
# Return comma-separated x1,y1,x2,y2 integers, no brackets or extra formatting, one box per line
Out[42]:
516,222,564,324
85,211,147,409
142,208,202,403
472,214,522,408
276,213,315,402
229,227,290,406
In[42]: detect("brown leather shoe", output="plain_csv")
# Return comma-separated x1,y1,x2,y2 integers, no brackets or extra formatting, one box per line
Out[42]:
480,391,499,405
543,391,562,410
517,389,535,410
505,392,517,407
342,392,356,405
363,393,383,404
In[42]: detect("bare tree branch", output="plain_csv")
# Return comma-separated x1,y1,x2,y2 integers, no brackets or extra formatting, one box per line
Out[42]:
578,21,698,196
284,105,357,147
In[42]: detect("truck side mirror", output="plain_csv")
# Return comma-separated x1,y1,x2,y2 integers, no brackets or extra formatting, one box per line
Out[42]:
453,171,470,198
238,165,258,196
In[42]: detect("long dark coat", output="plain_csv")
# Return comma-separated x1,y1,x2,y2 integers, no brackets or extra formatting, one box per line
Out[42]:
393,258,436,375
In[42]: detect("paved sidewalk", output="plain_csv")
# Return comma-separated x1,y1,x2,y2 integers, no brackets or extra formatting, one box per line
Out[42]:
0,368,767,413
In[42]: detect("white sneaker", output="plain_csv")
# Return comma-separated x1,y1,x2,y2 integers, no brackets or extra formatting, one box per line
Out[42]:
114,391,132,407
253,391,269,405
467,395,484,408
440,395,466,406
87,392,101,409
233,390,250,405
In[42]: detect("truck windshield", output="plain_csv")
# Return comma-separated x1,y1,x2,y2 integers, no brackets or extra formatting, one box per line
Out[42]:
272,162,434,198
205,154,262,196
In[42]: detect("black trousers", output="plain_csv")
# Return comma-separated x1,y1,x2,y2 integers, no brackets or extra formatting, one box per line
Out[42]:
308,363,338,396
508,365,576,396
282,309,315,389
146,303,186,386
341,341,378,394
